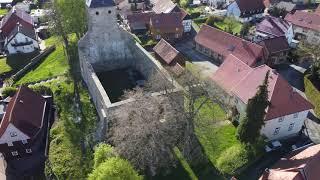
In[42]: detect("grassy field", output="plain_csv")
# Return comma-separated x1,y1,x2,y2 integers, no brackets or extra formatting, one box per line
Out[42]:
214,18,243,35
0,57,12,75
304,75,320,117
185,6,205,14
16,36,68,85
0,9,8,16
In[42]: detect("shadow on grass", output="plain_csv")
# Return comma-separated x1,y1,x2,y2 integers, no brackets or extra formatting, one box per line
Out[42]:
307,75,320,91
6,52,39,73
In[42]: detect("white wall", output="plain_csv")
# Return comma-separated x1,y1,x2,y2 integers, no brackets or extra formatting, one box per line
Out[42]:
261,110,309,140
293,26,320,44
182,19,192,33
227,2,240,18
6,33,39,54
0,123,29,145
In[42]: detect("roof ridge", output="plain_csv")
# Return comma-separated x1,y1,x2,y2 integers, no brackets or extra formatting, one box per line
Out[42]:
229,55,254,92
202,24,264,49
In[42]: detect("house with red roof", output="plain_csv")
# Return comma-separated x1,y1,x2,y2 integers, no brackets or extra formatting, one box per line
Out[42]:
0,7,39,54
260,144,320,180
195,25,265,67
211,54,314,140
0,86,53,160
285,8,320,44
226,0,266,22
153,39,185,75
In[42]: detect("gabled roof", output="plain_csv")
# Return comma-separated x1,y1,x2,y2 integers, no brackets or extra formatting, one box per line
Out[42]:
258,36,290,55
235,0,265,13
260,145,320,180
195,25,264,67
256,16,290,37
87,0,115,8
6,24,37,44
152,0,178,14
150,12,183,32
0,86,46,138
0,7,33,35
127,12,154,30
211,54,314,120
153,38,179,65
285,10,320,32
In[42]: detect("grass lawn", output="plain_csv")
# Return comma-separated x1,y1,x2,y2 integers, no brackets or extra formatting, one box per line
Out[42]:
185,6,205,14
0,9,8,16
304,75,320,117
0,57,12,75
15,36,68,85
214,18,243,35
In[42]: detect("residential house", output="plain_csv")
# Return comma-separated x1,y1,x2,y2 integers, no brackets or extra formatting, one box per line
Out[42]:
227,0,266,22
285,9,320,44
153,38,185,75
0,7,39,54
128,0,145,11
0,86,53,160
195,24,265,67
180,9,192,33
127,12,154,32
211,54,314,140
149,12,184,41
0,0,12,8
258,36,290,66
255,16,296,47
260,144,320,180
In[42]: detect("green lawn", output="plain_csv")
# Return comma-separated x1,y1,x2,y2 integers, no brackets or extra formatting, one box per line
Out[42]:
16,36,68,85
0,9,8,16
305,75,320,117
0,58,12,75
214,18,243,35
185,6,205,14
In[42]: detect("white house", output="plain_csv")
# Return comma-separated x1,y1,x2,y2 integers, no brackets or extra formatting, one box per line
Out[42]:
227,0,265,22
207,0,230,9
211,54,314,141
4,24,39,54
180,9,192,33
255,16,297,47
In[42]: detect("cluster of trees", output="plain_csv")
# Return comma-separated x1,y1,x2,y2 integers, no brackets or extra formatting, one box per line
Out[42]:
88,143,142,180
296,42,320,81
268,6,287,18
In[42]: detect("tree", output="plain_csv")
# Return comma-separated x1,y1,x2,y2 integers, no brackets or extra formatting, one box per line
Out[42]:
296,42,320,80
268,6,287,18
88,157,142,180
237,71,270,144
93,143,117,168
109,88,187,176
240,22,251,37
1,87,17,98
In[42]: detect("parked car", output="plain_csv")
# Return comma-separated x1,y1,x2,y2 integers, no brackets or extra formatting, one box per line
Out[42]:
265,141,282,152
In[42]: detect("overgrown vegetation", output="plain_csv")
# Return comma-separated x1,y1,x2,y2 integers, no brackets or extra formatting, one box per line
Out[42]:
205,16,242,35
305,75,320,117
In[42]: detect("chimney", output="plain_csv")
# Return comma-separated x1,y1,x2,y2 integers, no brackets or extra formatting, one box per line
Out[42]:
12,6,16,13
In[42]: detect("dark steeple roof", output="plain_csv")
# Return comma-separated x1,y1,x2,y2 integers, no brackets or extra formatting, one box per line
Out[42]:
88,0,115,8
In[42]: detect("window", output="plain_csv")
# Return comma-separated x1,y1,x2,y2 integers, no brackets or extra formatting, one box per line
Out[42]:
22,139,28,144
96,11,99,15
10,132,17,137
278,117,284,122
108,10,111,14
274,127,281,135
302,29,308,33
11,151,18,156
175,33,179,38
293,113,299,118
288,123,294,131
26,149,32,153
155,34,161,40
7,142,13,146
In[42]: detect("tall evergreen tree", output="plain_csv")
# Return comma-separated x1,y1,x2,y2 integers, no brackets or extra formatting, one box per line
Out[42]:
237,71,270,144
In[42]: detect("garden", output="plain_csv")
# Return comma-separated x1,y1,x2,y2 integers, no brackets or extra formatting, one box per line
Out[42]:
304,75,320,118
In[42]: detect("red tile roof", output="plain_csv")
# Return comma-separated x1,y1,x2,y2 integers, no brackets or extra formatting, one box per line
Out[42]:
195,25,264,67
258,36,290,55
150,12,183,33
236,0,265,14
0,86,46,138
0,7,34,37
285,10,320,32
127,12,154,30
315,5,320,15
153,38,179,64
211,54,314,120
260,145,320,180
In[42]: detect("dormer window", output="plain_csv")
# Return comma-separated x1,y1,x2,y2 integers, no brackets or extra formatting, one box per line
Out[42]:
11,151,18,156
10,132,17,137
26,149,32,153
22,139,28,144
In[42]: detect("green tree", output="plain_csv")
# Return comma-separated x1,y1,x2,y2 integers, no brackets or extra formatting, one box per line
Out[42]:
1,87,17,98
268,6,287,17
296,42,320,80
240,22,251,37
88,157,142,180
93,143,117,168
237,71,270,144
